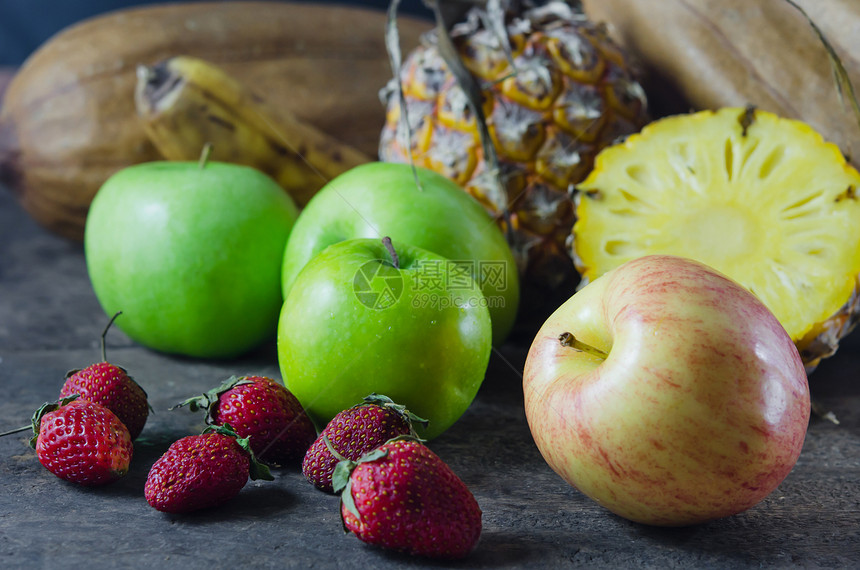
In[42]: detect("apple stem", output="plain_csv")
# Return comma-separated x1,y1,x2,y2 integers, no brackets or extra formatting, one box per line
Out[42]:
100,311,122,362
198,142,214,169
558,332,608,359
382,236,400,269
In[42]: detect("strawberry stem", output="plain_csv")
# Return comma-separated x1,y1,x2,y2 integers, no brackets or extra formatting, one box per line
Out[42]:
0,425,30,437
101,311,122,362
322,435,348,463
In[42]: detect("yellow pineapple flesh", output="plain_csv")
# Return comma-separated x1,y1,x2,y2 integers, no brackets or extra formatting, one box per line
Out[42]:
379,1,649,288
573,106,860,369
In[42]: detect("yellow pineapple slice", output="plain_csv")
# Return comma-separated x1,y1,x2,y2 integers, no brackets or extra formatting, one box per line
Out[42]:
573,107,860,369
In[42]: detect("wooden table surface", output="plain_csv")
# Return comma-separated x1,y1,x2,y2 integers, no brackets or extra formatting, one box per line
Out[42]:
1,150,859,566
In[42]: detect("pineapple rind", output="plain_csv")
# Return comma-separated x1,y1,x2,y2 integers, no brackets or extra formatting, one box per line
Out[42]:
573,107,860,354
379,1,649,285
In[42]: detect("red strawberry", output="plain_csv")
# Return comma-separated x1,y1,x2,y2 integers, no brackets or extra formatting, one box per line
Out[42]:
61,361,149,440
30,395,134,486
144,424,274,513
302,394,428,493
333,436,482,559
60,312,149,440
174,375,316,465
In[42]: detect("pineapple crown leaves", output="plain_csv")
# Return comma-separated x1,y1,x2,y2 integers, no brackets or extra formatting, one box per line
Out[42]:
332,434,423,526
427,0,504,206
385,0,507,202
358,393,430,434
201,423,274,482
384,0,426,192
171,375,254,421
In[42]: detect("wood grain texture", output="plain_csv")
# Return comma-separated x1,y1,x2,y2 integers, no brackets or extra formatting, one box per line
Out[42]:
1,182,859,567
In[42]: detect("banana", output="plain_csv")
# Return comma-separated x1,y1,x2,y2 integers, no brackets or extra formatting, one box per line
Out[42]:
134,55,371,207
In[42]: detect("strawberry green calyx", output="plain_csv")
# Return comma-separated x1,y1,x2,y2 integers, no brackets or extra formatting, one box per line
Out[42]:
360,393,429,436
202,423,274,481
176,375,316,465
335,435,482,558
332,434,421,523
28,395,80,448
0,396,80,441
173,375,253,421
333,447,388,524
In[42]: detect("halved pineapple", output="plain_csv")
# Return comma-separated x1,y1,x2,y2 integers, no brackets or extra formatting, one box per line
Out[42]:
572,106,860,369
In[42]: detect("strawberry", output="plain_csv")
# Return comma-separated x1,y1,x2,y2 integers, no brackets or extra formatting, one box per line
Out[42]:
144,424,274,513
174,375,316,465
61,361,149,440
30,395,134,486
302,394,428,493
60,312,149,440
333,436,482,559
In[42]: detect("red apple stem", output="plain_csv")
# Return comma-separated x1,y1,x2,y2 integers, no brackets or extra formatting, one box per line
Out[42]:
558,332,608,359
382,236,400,269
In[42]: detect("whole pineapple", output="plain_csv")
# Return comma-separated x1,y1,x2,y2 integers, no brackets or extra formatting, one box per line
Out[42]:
379,0,649,288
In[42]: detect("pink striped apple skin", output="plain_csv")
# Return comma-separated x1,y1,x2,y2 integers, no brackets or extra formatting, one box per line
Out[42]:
523,255,810,526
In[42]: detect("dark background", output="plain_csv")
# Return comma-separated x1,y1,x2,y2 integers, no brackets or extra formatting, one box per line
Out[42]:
0,0,431,66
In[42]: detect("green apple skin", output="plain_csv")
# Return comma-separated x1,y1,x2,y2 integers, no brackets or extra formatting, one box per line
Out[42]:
523,255,810,526
280,162,519,344
85,161,298,359
278,238,492,440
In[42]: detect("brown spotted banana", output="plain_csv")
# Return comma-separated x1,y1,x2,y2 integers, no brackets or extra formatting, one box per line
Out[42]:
135,55,370,207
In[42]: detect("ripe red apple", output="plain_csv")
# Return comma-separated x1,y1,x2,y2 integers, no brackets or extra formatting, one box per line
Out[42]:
523,255,810,526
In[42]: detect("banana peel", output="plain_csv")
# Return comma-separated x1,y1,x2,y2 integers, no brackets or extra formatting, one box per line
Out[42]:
135,55,370,207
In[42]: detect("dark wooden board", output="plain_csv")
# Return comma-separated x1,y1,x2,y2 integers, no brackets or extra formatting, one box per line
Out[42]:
1,183,859,569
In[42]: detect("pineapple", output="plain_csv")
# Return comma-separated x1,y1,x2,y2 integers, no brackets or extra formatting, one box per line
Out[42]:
379,0,649,288
573,106,860,369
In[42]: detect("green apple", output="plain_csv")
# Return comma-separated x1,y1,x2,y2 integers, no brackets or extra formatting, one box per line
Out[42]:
84,161,298,358
278,237,492,439
280,162,519,344
523,255,810,526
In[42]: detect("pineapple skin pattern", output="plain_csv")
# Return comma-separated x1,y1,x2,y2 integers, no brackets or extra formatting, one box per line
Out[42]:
573,107,860,370
379,1,649,286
